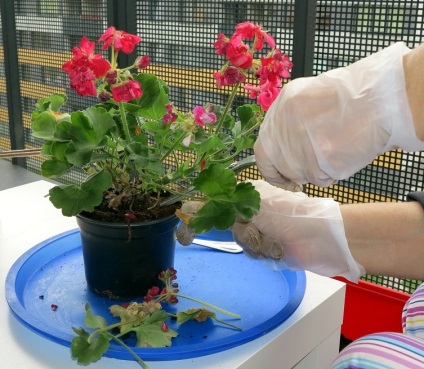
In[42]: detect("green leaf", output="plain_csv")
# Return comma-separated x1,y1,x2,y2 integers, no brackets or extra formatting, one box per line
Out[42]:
109,304,141,334
71,333,110,365
126,142,165,178
109,308,178,348
40,158,72,178
133,322,178,348
190,166,260,233
176,307,242,331
233,133,256,152
53,107,115,166
229,182,261,221
127,142,150,166
33,93,67,113
213,105,235,130
83,106,116,141
236,104,263,131
189,201,237,233
48,171,113,216
84,303,107,329
141,119,170,139
31,111,60,140
48,141,70,162
130,74,170,119
176,308,216,325
191,134,228,157
193,163,237,198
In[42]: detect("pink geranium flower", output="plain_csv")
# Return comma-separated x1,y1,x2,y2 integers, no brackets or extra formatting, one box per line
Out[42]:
213,33,229,55
213,66,246,87
193,106,217,126
61,36,111,96
213,22,292,113
163,104,178,124
257,86,281,112
137,55,150,69
111,79,142,102
62,36,110,78
225,36,253,70
234,21,276,50
98,26,141,54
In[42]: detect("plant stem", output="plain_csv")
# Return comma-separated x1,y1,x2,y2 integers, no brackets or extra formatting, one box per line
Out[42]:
174,293,241,319
88,317,142,343
108,333,150,369
119,102,132,143
160,131,187,162
214,82,240,133
212,317,243,331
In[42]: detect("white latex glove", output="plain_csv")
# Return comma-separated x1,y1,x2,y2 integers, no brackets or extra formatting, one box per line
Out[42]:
255,42,424,188
232,180,365,282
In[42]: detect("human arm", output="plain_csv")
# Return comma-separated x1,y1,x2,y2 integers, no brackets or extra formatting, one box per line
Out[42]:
254,42,424,187
341,200,424,280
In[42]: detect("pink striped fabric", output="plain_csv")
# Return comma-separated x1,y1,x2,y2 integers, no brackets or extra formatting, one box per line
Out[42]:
331,332,424,368
402,283,424,338
331,283,424,368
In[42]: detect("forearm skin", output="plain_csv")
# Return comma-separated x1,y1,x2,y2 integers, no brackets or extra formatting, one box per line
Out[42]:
341,201,424,280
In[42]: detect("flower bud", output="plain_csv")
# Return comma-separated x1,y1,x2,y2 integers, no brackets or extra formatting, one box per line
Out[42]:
98,90,111,102
105,70,118,85
137,55,150,69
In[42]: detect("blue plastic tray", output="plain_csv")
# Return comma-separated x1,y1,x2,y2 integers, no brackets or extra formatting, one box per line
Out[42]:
5,229,306,361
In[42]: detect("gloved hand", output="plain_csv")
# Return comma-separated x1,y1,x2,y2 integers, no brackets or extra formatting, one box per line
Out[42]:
232,180,365,282
255,42,424,188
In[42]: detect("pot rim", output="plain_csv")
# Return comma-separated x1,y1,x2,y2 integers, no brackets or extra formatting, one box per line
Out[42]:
76,213,179,228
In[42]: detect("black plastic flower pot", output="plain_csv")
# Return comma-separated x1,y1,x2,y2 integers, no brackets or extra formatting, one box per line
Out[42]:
76,214,179,301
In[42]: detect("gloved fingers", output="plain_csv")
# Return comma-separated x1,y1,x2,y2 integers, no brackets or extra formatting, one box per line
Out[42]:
175,200,205,245
232,221,262,257
176,222,196,246
232,221,285,260
251,139,304,191
179,200,205,216
254,138,302,187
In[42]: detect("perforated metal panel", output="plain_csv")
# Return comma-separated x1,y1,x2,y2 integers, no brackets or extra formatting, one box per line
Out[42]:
0,6,9,153
10,0,109,182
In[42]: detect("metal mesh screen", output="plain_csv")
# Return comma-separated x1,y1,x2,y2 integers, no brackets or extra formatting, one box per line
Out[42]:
0,6,10,153
1,0,423,294
13,0,108,183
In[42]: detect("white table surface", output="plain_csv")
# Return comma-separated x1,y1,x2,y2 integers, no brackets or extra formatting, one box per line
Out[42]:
0,180,346,369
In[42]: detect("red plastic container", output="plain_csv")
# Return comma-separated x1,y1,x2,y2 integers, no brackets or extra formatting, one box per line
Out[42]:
334,277,411,341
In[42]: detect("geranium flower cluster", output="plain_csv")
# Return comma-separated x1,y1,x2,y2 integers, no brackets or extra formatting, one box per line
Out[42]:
62,27,147,102
62,26,219,147
213,22,293,111
144,267,179,304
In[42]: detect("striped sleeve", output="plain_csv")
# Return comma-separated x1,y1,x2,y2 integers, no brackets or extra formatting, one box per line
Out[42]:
331,332,424,368
403,283,424,339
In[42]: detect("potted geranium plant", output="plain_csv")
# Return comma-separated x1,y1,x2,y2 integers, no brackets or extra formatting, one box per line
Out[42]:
30,23,292,300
